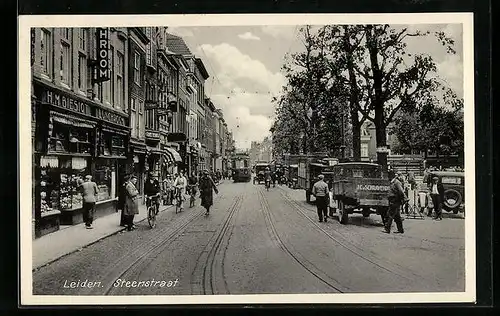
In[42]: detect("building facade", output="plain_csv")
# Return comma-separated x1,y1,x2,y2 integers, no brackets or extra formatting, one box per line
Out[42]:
31,27,131,237
30,27,232,238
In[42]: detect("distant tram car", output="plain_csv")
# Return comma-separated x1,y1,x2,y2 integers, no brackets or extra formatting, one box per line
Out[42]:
231,153,252,182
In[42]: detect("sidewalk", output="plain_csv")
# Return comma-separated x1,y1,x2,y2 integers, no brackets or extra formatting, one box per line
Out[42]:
32,202,173,270
33,180,225,271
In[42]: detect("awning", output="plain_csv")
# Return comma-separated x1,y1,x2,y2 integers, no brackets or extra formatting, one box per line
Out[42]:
50,111,95,129
166,147,182,162
162,152,172,166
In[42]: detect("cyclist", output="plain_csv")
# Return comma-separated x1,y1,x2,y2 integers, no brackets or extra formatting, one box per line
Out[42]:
173,171,188,211
187,172,198,206
145,173,161,215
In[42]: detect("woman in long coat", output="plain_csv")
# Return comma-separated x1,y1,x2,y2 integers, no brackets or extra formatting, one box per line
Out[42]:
124,175,140,231
199,170,218,215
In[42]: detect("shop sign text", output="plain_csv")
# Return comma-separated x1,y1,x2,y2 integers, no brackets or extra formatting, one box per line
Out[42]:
95,107,127,126
96,28,111,82
44,90,91,115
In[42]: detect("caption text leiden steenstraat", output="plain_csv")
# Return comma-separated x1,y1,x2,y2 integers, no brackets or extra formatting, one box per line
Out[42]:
62,278,180,289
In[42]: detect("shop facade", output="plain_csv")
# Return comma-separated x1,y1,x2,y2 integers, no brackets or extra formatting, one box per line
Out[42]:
32,79,130,237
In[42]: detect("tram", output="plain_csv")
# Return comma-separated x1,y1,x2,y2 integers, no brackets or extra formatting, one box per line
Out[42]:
231,153,252,182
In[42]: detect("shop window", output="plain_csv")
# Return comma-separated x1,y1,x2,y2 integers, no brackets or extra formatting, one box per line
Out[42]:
48,122,91,155
93,159,115,202
39,156,89,212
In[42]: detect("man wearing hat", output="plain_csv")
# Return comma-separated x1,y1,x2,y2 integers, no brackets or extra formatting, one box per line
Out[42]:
80,175,99,229
312,174,329,223
384,171,407,234
429,175,445,220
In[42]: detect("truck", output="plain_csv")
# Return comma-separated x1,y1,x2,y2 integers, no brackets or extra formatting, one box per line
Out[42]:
297,154,339,203
329,162,390,224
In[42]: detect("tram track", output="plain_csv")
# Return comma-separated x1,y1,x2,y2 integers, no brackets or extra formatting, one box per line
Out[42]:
276,187,431,285
190,193,244,295
258,187,347,293
83,191,228,295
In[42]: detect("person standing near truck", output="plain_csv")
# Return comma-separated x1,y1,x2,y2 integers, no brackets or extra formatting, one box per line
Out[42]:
312,174,329,223
384,171,407,234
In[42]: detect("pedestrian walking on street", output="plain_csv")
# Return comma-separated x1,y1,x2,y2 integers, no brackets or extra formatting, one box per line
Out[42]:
430,176,444,220
384,171,407,234
80,175,98,229
199,169,219,216
312,174,329,223
124,175,140,231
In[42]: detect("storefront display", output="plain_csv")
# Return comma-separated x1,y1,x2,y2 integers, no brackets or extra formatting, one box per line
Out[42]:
39,156,89,213
93,159,116,202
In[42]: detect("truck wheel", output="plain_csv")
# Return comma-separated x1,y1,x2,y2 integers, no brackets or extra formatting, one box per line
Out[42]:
452,208,459,214
306,191,311,203
362,208,371,218
338,200,348,225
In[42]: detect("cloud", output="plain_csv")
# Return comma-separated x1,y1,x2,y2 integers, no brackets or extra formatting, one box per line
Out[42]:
198,43,285,94
238,32,261,41
197,43,284,149
436,53,463,98
166,27,195,37
261,25,297,39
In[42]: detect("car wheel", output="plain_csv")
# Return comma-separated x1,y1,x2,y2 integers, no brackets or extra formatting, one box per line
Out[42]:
443,189,462,209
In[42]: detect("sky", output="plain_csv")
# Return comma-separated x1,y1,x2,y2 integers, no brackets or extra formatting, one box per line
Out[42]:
167,24,463,150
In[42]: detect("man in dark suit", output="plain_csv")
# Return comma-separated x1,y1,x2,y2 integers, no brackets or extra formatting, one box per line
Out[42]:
429,175,445,220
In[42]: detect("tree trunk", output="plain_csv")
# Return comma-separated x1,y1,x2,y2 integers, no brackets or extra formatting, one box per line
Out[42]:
351,111,361,160
344,29,361,161
366,26,389,170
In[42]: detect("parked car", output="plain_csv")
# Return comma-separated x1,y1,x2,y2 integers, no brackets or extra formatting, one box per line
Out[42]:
428,171,465,214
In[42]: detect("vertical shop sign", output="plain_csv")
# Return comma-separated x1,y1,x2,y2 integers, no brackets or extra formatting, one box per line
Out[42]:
96,28,110,82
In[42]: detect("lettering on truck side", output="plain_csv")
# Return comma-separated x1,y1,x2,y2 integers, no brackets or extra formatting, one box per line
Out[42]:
356,184,390,191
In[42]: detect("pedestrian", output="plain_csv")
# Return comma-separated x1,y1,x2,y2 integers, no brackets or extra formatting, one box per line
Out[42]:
199,169,219,216
118,177,127,226
165,174,174,205
79,175,98,229
312,174,329,223
173,171,188,211
430,175,444,220
384,171,407,234
123,175,140,231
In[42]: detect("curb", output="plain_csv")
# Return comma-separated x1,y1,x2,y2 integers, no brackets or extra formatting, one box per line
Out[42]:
33,204,174,271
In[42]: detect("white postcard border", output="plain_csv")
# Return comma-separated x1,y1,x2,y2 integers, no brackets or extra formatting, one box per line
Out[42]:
18,13,476,305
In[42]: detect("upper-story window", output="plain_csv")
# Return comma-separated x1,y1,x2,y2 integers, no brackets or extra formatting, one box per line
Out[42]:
134,52,140,85
77,28,88,93
59,28,72,85
40,29,52,77
116,51,125,110
78,28,87,51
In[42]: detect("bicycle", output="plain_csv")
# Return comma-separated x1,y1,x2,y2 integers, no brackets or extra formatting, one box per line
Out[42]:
265,179,271,191
146,193,160,229
174,187,184,214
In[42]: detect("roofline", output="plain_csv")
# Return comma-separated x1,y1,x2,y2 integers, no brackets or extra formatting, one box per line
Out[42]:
195,58,210,80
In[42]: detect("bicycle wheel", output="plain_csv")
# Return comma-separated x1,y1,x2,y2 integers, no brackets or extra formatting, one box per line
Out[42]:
147,206,156,228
